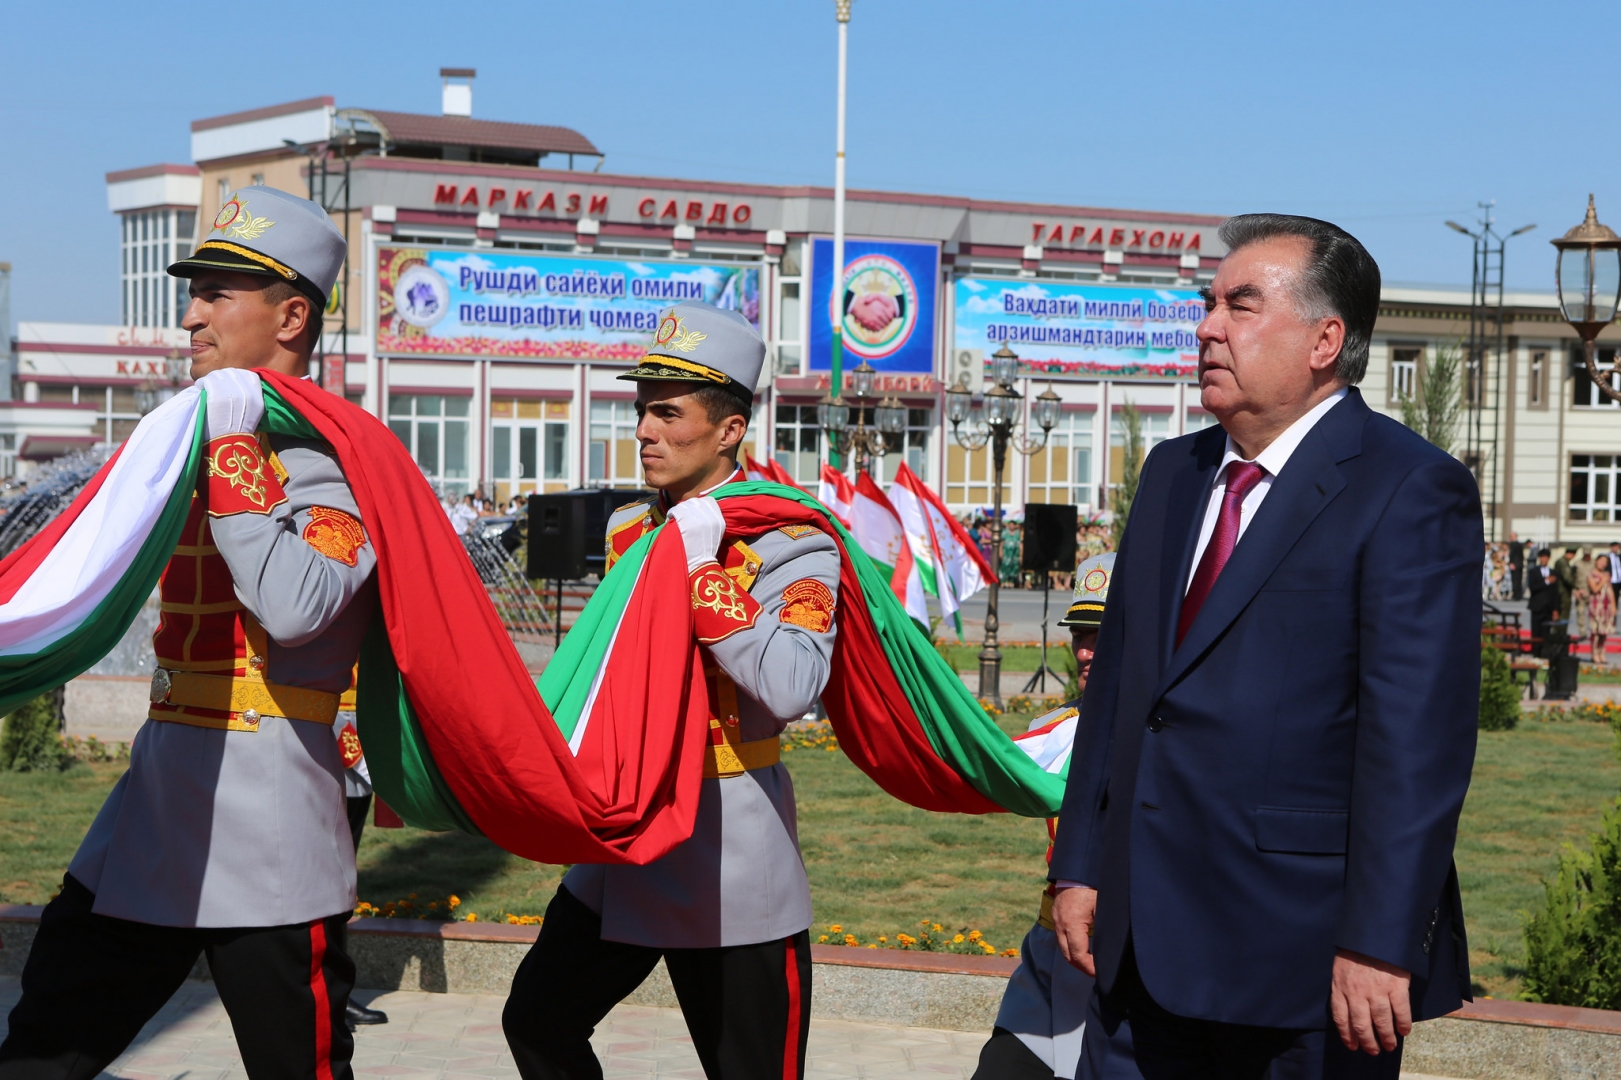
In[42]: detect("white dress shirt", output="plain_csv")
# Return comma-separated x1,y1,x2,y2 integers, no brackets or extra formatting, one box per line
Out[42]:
1185,388,1348,592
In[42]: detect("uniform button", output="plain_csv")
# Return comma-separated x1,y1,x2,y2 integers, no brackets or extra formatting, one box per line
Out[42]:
248,655,265,669
242,709,260,726
1147,716,1164,733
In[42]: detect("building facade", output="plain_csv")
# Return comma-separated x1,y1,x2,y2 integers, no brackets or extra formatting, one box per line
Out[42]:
12,86,1614,539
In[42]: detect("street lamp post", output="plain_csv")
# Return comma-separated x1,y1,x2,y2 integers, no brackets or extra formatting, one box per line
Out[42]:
1552,195,1621,402
829,0,852,466
944,344,1061,707
818,360,906,473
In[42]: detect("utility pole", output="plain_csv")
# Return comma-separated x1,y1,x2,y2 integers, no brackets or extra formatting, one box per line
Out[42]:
1445,206,1534,540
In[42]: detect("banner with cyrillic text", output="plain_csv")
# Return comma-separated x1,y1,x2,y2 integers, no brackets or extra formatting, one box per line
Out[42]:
376,246,761,361
954,278,1203,379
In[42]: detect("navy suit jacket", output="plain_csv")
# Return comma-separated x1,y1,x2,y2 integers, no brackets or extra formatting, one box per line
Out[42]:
1050,389,1480,1030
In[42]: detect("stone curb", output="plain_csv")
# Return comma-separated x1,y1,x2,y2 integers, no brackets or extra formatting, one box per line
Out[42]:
5,905,1620,1077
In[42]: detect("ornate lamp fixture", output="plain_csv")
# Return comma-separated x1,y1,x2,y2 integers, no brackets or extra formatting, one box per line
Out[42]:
943,343,1061,707
1552,195,1621,402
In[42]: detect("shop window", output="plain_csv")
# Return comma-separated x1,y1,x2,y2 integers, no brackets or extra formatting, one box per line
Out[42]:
1570,454,1621,522
388,394,471,493
1026,411,1095,510
1528,349,1548,410
1572,345,1621,408
773,404,823,485
491,398,571,501
588,399,642,488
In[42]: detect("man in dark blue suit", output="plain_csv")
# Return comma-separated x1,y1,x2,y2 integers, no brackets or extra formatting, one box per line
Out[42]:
1049,214,1480,1079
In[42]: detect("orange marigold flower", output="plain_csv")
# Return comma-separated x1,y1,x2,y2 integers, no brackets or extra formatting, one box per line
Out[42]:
819,935,829,943
465,912,479,922
952,933,965,944
828,924,843,934
844,934,858,946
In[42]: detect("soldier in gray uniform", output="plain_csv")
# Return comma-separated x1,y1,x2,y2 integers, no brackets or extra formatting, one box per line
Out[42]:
503,302,837,1080
973,554,1136,1080
0,188,376,1080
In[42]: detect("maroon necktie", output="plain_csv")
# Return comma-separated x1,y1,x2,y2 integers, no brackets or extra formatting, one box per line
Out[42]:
1177,462,1266,647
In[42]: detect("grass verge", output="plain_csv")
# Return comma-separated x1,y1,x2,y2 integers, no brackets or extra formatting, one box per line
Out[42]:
1,717,1616,997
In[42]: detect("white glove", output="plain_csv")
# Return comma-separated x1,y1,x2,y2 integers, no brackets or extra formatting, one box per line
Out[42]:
198,368,266,439
666,496,726,573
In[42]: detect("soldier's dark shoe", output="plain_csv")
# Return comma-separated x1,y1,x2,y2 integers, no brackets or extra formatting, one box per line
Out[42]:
346,999,389,1028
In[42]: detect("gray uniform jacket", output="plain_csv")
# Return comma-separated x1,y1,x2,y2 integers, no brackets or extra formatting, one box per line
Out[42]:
69,435,378,928
564,500,840,948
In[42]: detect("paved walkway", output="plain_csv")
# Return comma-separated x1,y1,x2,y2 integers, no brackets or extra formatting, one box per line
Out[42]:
0,977,989,1078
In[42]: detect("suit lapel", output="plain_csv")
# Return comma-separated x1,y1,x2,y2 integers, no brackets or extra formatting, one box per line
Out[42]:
1157,430,1225,670
1156,393,1366,694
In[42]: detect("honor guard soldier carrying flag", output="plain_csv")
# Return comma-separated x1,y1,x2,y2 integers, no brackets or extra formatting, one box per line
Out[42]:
0,187,377,1079
502,301,837,1080
973,554,1135,1080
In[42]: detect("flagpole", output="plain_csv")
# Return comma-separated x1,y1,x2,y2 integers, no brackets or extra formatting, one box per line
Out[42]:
830,0,851,468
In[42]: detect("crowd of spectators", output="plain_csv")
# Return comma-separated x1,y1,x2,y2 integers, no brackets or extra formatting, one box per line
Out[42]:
1512,536,1621,665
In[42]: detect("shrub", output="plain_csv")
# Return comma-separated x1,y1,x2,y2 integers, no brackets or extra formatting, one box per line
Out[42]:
1523,796,1621,1009
0,693,66,772
1478,647,1520,731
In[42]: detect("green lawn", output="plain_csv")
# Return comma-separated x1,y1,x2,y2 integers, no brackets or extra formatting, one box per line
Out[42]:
1457,719,1619,998
3,717,1617,997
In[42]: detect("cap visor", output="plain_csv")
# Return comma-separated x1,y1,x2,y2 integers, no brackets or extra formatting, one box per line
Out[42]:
167,253,284,279
1058,603,1105,628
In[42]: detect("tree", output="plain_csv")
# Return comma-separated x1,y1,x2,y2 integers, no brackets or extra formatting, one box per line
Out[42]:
1110,400,1143,549
1400,340,1464,455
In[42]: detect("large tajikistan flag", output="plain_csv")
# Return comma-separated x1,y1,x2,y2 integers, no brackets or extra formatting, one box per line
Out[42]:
0,373,1073,869
888,463,994,639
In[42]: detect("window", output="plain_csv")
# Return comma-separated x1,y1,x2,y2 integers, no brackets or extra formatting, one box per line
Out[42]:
776,280,803,375
250,173,264,186
1529,349,1549,409
588,399,642,488
1389,346,1421,405
946,440,1007,509
1570,454,1621,522
862,407,932,485
490,398,571,501
388,395,470,493
773,404,823,485
1185,411,1220,433
217,178,230,207
1109,409,1171,487
1572,345,1621,408
1026,410,1095,510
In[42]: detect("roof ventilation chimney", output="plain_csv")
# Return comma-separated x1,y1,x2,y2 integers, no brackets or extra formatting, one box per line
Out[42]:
440,68,475,117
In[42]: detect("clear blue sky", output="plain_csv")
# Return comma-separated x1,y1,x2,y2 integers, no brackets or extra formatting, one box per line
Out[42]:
4,0,1617,331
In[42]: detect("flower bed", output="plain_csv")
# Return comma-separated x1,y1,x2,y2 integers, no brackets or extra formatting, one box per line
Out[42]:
816,920,1019,958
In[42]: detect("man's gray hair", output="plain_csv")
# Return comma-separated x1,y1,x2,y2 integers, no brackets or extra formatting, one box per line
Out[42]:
1217,214,1381,385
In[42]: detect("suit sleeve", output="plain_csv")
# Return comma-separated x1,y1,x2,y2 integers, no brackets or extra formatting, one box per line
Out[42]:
1048,444,1160,885
698,530,840,724
210,440,378,648
1339,455,1481,973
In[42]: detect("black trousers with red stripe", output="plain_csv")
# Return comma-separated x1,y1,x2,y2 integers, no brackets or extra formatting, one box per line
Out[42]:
0,874,354,1080
503,885,812,1080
